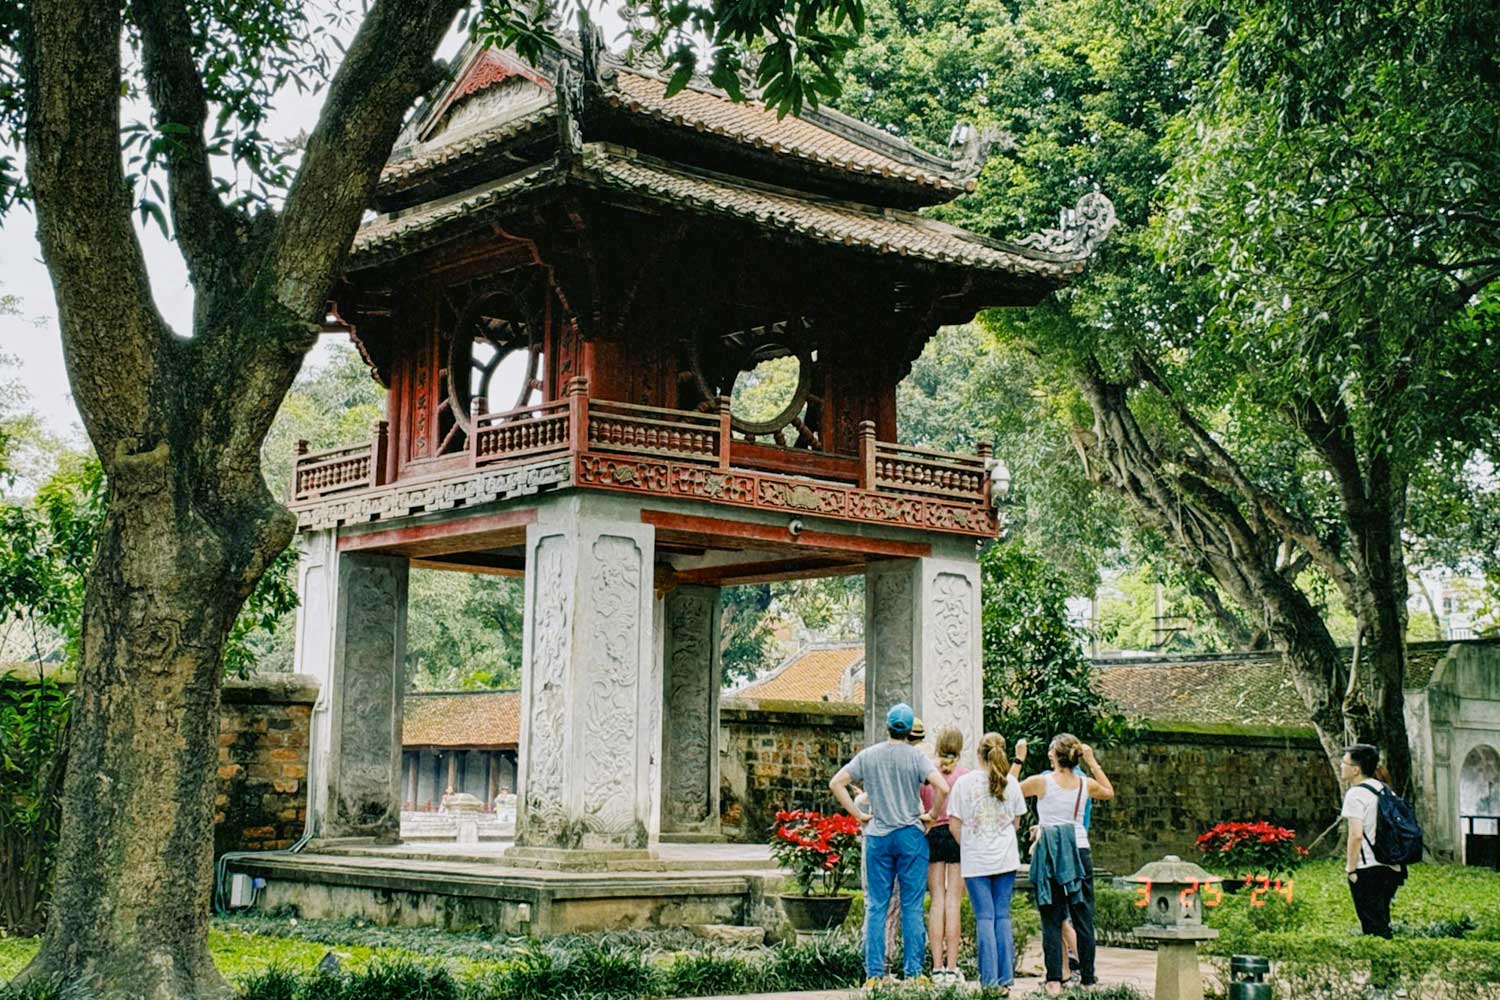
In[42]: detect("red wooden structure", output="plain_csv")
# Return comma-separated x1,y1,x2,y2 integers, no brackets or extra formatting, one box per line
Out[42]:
292,23,1113,545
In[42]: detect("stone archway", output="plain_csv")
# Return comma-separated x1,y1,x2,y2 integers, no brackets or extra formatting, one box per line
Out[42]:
1459,744,1500,868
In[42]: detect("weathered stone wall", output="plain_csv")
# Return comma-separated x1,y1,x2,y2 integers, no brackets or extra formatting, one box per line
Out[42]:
719,697,865,841
717,699,1340,872
1085,722,1341,874
216,675,318,855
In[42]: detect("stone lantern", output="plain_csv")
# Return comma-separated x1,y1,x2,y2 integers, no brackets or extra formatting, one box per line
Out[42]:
1125,855,1221,1000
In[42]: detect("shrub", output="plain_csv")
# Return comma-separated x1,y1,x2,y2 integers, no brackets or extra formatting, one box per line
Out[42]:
0,675,70,935
659,950,763,997
768,810,862,896
766,934,864,991
1195,822,1308,877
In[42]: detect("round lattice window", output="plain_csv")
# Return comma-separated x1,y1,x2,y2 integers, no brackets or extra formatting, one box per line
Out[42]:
445,290,545,435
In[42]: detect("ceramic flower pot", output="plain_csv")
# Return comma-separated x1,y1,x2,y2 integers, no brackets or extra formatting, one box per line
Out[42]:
779,892,854,932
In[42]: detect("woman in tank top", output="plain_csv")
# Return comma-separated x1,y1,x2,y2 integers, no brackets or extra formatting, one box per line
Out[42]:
1018,733,1115,995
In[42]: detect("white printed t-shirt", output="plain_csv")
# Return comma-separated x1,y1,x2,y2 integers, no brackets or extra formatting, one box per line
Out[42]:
1341,779,1400,871
947,770,1026,878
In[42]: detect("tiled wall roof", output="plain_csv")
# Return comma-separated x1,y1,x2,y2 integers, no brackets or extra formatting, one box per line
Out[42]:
403,690,520,748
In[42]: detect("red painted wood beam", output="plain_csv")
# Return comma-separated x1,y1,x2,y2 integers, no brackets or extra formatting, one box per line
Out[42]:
639,509,932,558
338,509,537,557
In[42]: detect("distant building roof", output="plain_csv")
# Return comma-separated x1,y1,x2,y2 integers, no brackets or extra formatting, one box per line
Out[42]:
736,643,864,704
403,690,520,749
1093,651,1305,727
1093,639,1500,728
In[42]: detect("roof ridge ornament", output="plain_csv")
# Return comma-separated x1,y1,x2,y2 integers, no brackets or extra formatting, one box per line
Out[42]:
556,61,585,161
1016,191,1117,259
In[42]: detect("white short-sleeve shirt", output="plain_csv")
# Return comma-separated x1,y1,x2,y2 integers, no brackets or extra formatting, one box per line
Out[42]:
948,770,1026,878
1341,780,1399,871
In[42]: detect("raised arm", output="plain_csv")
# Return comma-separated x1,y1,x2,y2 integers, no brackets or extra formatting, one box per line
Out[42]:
830,768,869,823
1010,737,1028,779
1081,744,1115,800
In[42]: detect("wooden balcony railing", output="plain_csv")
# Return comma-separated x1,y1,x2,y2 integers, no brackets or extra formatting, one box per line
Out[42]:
291,379,993,509
860,422,993,504
293,423,388,500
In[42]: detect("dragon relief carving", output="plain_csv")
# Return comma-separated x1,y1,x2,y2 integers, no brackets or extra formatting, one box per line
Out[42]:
523,536,573,842
664,591,714,825
929,572,976,739
582,535,643,838
1015,192,1118,259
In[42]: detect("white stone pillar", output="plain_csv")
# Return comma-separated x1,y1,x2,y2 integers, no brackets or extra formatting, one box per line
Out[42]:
294,533,409,841
661,584,722,836
864,556,983,749
513,498,659,856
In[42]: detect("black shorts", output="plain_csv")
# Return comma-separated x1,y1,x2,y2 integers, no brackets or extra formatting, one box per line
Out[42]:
927,823,960,864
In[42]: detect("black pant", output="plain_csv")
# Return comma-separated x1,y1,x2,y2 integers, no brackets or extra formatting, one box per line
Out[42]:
1039,847,1095,984
1349,866,1402,938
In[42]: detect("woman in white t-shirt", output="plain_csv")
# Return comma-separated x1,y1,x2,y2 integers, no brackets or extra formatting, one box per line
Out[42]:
948,732,1026,993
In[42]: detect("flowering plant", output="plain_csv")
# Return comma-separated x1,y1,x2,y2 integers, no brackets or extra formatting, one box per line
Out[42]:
1196,821,1309,876
769,809,863,896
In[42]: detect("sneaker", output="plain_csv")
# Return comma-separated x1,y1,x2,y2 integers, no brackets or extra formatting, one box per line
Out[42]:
907,974,933,987
949,967,967,985
863,977,884,991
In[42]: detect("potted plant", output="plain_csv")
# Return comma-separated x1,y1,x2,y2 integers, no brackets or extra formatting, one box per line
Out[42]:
1195,821,1309,890
769,809,862,932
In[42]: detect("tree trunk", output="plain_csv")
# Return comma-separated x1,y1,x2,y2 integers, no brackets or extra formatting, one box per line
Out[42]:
12,444,254,1000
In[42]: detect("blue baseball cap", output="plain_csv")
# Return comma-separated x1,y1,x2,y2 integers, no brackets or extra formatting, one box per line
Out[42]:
885,703,915,735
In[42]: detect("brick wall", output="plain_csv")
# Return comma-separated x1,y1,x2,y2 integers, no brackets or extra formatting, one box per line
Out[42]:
215,675,318,856
716,700,1341,873
719,697,865,841
1085,722,1340,874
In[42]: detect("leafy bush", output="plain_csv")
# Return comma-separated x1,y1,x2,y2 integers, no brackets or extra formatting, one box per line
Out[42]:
979,542,1137,752
1195,822,1308,877
764,934,864,991
659,950,764,997
0,675,70,934
769,810,862,896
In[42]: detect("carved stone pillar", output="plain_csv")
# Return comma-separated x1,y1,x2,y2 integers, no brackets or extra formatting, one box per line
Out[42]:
863,556,983,749
512,497,660,858
303,549,410,840
661,585,722,836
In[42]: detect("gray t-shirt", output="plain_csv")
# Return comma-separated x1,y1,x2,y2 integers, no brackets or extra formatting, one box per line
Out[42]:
844,741,931,837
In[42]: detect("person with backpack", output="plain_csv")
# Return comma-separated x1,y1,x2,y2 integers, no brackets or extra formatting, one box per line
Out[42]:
1341,743,1422,938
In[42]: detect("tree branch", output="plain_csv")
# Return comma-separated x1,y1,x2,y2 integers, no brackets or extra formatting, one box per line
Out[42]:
259,0,462,324
129,0,243,306
23,0,171,460
1132,353,1359,598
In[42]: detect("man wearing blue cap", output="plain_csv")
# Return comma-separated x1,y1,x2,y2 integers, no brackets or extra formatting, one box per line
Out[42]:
831,703,951,986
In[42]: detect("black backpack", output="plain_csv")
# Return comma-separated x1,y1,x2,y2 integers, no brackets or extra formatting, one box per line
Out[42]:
1360,781,1423,865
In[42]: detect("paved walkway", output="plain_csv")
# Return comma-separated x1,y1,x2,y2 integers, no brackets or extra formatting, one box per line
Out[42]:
688,942,1207,998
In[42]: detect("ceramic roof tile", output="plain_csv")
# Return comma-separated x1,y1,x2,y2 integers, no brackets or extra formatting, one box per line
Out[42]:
582,147,1077,278
1093,654,1309,727
350,147,1074,278
609,71,969,194
738,644,864,703
378,106,556,191
403,691,521,748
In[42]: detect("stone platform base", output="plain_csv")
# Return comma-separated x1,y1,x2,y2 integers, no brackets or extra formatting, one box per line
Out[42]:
227,842,790,937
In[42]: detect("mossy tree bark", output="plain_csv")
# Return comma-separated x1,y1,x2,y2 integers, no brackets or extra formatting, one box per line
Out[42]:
1072,355,1413,795
11,1,462,996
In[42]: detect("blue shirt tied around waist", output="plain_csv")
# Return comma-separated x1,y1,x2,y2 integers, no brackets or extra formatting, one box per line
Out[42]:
1030,823,1087,907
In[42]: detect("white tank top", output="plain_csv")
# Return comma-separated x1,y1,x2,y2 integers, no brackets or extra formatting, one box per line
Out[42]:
1036,771,1090,849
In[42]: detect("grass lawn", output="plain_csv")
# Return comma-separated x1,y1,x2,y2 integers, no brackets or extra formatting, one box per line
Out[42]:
0,927,439,985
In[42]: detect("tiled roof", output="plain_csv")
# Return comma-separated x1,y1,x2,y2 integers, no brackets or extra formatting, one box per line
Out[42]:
607,71,970,195
1094,653,1309,728
403,690,520,748
737,644,865,703
350,147,1075,279
378,105,555,192
585,146,1073,277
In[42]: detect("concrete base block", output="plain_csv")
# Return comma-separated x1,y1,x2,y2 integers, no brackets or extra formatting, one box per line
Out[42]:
1154,941,1207,1000
502,845,659,871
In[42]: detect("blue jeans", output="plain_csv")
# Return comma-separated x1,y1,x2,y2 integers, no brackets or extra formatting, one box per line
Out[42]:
965,871,1017,986
864,825,929,978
